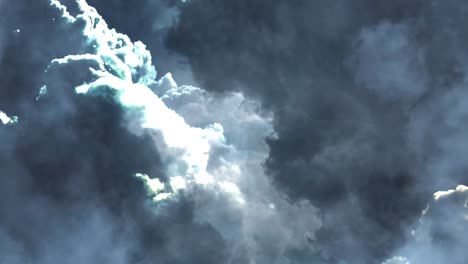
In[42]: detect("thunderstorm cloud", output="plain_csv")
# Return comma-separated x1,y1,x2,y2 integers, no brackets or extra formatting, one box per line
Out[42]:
1,0,468,263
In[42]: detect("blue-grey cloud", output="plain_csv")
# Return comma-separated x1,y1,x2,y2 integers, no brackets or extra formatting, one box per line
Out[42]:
165,0,468,262
5,0,468,263
0,1,324,263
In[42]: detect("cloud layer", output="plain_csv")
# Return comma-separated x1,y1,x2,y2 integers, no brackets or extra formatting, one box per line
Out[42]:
0,0,322,263
3,0,468,263
166,0,468,262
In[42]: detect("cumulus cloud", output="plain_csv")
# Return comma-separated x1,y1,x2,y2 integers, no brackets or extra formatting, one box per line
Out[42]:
0,0,323,263
166,0,468,262
85,0,195,85
5,0,468,262
0,0,229,261
54,1,323,262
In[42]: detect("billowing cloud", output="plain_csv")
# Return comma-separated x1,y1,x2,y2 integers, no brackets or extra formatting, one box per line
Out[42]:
85,0,195,85
0,0,322,263
166,0,468,262
4,0,468,262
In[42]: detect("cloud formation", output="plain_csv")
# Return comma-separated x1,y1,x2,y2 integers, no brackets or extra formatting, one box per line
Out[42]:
0,0,322,263
4,0,468,263
166,0,468,262
385,185,468,263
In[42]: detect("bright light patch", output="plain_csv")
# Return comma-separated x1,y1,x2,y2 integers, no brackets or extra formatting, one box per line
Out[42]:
135,173,165,193
0,111,18,125
218,181,245,204
382,256,411,264
433,185,468,201
170,176,187,190
154,193,172,201
36,85,48,101
135,173,173,201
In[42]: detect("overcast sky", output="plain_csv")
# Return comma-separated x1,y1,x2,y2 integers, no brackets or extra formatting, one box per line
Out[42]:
1,0,468,263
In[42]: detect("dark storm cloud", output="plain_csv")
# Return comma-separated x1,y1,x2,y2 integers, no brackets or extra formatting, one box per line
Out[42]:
0,1,230,263
166,0,468,262
0,79,229,263
167,0,424,105
0,1,324,263
4,0,468,262
384,185,468,263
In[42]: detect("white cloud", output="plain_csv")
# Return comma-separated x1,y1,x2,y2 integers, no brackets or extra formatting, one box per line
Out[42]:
0,111,17,125
433,185,468,201
382,256,411,264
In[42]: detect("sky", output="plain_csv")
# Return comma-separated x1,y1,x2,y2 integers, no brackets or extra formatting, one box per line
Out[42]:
0,0,468,263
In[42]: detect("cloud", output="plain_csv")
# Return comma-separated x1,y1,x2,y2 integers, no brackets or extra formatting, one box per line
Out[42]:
6,0,468,262
347,22,428,101
166,0,468,262
155,74,323,262
85,0,195,85
0,0,324,263
385,185,468,263
0,111,17,125
382,256,411,264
